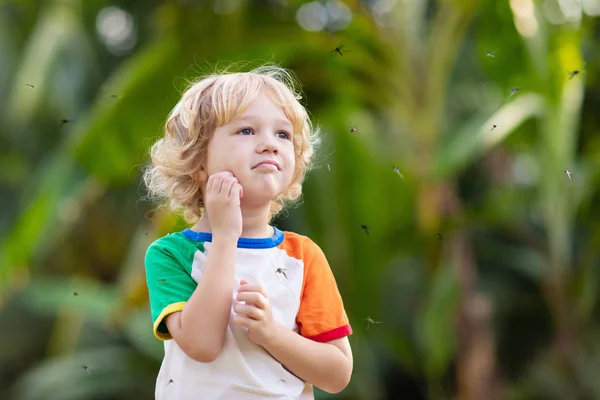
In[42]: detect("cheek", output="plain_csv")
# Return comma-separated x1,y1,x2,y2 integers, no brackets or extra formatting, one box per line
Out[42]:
287,164,296,182
285,148,296,176
228,152,248,172
205,144,244,174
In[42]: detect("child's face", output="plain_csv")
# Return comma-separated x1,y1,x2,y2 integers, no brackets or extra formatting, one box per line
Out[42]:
202,91,296,207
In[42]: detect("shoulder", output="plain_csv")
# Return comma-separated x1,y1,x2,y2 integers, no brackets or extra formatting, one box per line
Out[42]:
278,230,325,262
145,232,202,263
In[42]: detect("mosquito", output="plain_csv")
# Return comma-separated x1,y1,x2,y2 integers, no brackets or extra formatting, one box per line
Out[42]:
360,225,370,236
277,379,286,384
24,84,34,88
437,232,443,241
564,169,572,180
73,292,79,297
158,278,167,283
275,267,288,279
509,87,520,97
365,317,381,330
168,378,174,385
81,365,91,375
350,124,359,134
331,43,348,56
491,124,498,131
61,119,73,127
568,70,583,80
392,166,404,178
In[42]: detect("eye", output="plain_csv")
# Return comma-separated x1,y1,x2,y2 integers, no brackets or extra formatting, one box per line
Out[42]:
277,131,291,140
238,128,254,136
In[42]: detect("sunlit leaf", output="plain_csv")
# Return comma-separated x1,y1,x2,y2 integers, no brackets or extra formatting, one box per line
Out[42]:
434,93,545,178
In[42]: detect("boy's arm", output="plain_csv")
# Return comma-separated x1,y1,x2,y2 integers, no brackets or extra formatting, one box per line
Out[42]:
164,171,244,362
166,235,238,362
262,324,353,394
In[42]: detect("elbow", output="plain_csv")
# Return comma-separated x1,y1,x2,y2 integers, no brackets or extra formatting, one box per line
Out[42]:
166,313,224,363
188,348,219,363
183,341,222,363
323,364,352,394
325,376,351,394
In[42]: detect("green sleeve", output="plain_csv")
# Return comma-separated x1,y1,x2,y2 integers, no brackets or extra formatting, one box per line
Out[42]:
144,234,202,340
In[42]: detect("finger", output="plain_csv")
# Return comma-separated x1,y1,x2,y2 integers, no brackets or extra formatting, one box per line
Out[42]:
213,170,233,178
236,292,268,309
230,183,243,200
238,283,268,298
240,279,249,285
232,314,252,327
215,170,234,182
220,177,238,196
223,177,239,198
205,174,214,194
234,303,263,320
210,171,234,194
209,173,225,195
233,304,264,321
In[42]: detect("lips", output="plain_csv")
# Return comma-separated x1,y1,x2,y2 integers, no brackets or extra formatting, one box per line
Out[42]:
253,160,280,170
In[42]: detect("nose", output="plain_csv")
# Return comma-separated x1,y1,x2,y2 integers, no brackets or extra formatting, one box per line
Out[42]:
257,131,279,155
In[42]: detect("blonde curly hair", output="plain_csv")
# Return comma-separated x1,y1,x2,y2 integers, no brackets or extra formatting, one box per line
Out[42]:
142,64,320,223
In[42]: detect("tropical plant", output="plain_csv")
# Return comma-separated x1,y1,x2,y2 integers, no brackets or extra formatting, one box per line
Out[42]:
1,1,599,399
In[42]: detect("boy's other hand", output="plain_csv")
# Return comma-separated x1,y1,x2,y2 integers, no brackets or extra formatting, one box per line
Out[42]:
233,279,277,347
205,171,243,239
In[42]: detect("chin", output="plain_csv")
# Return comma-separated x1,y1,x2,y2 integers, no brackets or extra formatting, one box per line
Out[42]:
242,186,283,205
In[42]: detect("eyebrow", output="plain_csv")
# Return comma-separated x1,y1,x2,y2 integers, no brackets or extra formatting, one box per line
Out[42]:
235,115,293,128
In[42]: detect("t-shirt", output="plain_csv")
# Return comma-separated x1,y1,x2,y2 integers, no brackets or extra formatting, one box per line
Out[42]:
145,226,352,400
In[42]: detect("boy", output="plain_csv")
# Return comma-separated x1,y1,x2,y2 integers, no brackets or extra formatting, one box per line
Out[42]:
143,65,353,399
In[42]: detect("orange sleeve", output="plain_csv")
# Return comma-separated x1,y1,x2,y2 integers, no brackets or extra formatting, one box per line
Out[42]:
296,238,352,343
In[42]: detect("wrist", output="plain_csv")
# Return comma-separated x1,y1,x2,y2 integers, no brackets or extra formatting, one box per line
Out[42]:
212,232,240,245
261,321,285,350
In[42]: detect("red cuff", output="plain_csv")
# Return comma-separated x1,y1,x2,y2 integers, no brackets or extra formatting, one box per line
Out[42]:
306,324,353,343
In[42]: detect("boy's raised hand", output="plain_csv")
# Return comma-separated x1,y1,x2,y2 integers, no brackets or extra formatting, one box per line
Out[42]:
204,171,243,239
233,279,277,347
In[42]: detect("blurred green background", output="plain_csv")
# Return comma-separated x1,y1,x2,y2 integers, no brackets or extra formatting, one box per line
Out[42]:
1,0,600,399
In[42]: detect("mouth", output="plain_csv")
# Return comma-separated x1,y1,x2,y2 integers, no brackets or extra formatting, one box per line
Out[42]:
253,161,281,171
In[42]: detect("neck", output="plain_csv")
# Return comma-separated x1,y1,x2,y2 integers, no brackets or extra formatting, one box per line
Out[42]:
193,204,273,238
239,206,274,237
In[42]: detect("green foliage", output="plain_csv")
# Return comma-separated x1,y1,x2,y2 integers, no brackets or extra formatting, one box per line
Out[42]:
1,0,599,399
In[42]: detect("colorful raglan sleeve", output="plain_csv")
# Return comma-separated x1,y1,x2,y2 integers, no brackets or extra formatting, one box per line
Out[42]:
145,234,199,340
296,238,353,342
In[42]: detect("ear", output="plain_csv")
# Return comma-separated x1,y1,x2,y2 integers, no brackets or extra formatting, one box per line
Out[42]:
192,165,208,183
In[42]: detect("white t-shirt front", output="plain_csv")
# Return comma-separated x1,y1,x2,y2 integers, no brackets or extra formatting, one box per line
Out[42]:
145,227,352,399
